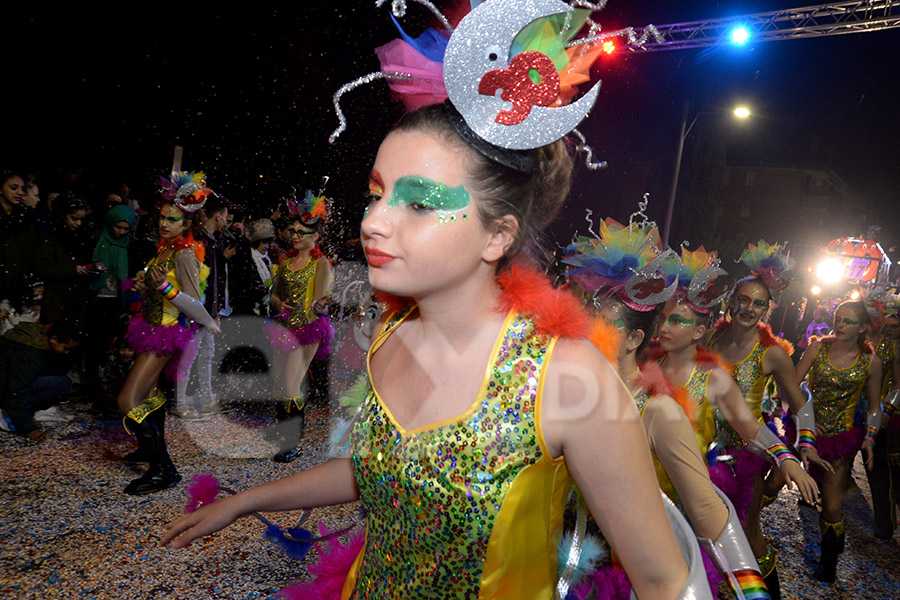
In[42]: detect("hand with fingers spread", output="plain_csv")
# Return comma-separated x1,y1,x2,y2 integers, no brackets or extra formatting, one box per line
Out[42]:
780,458,820,506
160,496,244,549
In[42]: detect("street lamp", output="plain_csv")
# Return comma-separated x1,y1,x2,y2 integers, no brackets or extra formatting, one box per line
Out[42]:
661,101,752,247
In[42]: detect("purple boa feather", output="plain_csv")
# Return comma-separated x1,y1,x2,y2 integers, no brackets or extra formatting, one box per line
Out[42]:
708,447,770,522
700,546,725,597
124,315,198,381
265,316,335,361
570,565,633,600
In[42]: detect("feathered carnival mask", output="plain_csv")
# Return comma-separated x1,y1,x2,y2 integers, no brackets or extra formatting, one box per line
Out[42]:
285,189,330,230
864,287,900,320
329,0,662,171
562,199,678,312
665,246,729,314
738,240,795,292
158,171,213,214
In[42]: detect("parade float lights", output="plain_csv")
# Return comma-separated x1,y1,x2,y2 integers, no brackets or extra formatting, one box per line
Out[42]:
816,257,846,284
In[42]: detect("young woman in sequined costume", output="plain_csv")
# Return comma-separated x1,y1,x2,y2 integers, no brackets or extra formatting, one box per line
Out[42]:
594,293,771,599
119,200,215,495
794,300,883,583
703,276,833,597
161,104,696,599
265,214,334,462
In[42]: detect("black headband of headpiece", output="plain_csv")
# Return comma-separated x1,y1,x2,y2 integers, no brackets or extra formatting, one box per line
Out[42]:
444,100,540,174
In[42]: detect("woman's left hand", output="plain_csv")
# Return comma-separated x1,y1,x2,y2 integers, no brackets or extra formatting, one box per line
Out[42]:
148,266,168,288
312,297,330,315
781,459,820,506
861,438,875,471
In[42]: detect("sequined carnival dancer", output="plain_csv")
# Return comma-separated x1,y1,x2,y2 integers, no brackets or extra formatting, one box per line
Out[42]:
119,171,220,495
163,2,705,597
650,245,819,559
265,190,335,463
795,300,883,583
702,241,832,598
564,211,770,600
863,290,900,540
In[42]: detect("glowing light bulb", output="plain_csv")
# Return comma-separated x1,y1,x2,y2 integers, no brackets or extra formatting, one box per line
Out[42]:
733,106,750,119
602,41,616,54
731,26,750,45
811,285,821,295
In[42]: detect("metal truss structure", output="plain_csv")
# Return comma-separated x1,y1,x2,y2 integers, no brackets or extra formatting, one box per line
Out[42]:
625,0,900,52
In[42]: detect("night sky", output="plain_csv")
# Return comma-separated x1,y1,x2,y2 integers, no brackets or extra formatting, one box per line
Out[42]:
7,1,900,255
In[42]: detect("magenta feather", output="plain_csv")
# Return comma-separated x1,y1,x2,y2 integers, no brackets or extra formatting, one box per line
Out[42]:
185,472,220,513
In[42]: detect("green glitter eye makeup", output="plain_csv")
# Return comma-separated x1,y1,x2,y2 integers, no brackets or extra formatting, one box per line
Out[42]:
388,176,470,212
666,314,695,326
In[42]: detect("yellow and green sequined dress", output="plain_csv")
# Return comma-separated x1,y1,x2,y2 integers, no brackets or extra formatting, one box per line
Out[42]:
267,255,334,359
706,329,771,451
342,308,572,599
805,342,871,461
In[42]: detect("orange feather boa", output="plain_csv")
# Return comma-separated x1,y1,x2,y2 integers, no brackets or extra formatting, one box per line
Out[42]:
156,232,205,264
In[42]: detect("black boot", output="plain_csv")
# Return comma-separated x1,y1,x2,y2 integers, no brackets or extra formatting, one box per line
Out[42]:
272,396,305,463
123,412,181,495
813,515,845,584
122,395,167,463
757,546,781,600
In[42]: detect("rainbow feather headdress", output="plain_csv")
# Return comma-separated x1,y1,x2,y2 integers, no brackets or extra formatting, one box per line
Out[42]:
562,198,679,312
864,287,900,320
738,240,795,292
667,246,729,314
329,0,663,170
158,171,213,214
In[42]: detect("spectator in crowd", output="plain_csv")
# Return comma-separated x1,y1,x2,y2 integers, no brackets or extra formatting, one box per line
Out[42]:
22,180,41,209
230,218,275,316
0,273,44,335
267,216,294,267
1,171,38,293
84,204,137,385
34,193,97,326
97,336,136,413
0,319,82,442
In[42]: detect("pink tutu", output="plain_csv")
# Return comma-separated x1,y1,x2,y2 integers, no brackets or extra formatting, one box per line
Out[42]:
708,447,770,522
125,314,199,381
265,315,335,361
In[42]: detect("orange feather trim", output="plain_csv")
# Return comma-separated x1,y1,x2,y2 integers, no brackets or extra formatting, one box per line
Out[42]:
810,334,874,355
634,363,695,422
495,262,591,338
373,262,591,339
588,317,621,364
714,318,795,356
157,232,205,264
695,345,732,372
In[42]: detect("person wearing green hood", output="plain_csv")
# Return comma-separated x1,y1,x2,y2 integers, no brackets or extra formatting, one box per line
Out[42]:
85,204,136,387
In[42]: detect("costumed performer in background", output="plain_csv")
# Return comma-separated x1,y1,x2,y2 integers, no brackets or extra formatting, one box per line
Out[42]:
118,171,220,495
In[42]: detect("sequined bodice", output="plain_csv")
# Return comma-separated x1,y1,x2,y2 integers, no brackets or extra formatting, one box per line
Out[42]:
682,365,718,453
707,329,770,449
808,343,871,435
143,251,179,326
876,336,896,395
277,257,316,329
346,309,570,599
633,387,651,414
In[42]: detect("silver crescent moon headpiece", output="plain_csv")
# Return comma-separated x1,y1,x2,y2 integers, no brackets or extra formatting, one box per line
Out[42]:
687,266,729,310
624,249,680,307
443,0,602,150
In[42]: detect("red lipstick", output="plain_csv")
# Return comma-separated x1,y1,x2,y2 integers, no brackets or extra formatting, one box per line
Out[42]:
365,247,396,267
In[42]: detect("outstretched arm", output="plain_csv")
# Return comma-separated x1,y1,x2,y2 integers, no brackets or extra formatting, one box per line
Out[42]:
861,355,884,471
160,457,359,548
765,345,833,473
543,339,688,600
709,368,819,505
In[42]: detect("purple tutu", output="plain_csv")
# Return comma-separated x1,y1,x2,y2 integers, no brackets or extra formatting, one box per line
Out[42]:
265,315,335,361
125,314,199,381
817,426,865,464
708,447,770,522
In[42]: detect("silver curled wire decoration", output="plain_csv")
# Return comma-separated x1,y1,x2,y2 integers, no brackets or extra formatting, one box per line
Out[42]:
628,193,653,231
583,208,598,237
568,0,610,10
571,129,607,170
375,0,453,31
567,24,664,49
329,71,417,143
